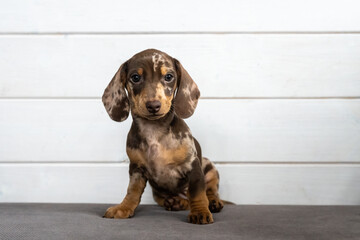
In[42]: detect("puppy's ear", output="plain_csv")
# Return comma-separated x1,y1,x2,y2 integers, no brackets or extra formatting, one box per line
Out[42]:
102,63,130,122
174,59,200,119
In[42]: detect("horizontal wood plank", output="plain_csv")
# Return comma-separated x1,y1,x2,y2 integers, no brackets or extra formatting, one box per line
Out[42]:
0,163,359,205
0,0,359,32
0,99,131,162
0,34,360,98
0,99,359,163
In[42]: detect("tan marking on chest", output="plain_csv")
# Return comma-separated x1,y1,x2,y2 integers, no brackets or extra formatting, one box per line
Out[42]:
160,144,189,165
149,143,191,189
127,147,146,166
127,141,190,166
134,120,196,187
127,142,191,190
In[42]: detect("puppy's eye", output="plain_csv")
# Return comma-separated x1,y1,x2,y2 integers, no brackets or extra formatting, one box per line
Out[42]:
130,74,141,83
164,74,173,82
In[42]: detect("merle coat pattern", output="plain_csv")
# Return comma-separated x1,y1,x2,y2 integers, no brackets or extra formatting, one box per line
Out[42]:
102,49,223,224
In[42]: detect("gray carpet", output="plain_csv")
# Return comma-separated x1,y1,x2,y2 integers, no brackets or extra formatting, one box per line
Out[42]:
0,204,359,240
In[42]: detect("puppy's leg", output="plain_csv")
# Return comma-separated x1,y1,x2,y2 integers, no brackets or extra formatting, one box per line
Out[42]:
202,157,224,213
187,158,213,224
103,165,147,219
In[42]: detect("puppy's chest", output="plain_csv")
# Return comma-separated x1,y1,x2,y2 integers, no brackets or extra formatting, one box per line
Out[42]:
129,127,195,189
142,136,192,180
139,124,194,164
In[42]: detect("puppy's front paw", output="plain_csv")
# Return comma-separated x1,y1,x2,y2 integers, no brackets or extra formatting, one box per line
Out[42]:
103,204,134,219
188,209,214,224
208,198,224,213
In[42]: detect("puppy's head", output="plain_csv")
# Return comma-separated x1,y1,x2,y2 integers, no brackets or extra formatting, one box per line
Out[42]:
102,49,200,121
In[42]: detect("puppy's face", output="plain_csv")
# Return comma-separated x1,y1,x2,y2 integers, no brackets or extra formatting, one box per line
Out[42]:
124,50,178,120
102,48,200,122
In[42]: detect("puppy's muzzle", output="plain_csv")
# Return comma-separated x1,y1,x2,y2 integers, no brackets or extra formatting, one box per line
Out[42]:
146,100,161,114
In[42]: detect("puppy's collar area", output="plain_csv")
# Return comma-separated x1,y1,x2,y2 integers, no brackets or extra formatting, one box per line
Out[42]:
132,109,175,127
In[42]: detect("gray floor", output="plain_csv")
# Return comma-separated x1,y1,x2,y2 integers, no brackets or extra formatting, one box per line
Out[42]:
0,204,359,240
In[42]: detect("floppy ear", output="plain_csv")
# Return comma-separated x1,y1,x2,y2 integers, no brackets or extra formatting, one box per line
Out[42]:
174,59,200,119
102,63,130,122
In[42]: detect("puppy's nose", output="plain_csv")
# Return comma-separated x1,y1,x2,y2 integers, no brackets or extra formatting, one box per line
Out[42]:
146,100,161,114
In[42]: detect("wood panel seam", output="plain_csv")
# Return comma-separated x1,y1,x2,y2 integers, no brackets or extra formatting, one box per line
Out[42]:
1,161,360,165
1,97,360,100
1,31,360,35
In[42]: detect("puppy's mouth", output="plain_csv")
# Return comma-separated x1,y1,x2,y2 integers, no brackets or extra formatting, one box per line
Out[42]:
145,113,166,120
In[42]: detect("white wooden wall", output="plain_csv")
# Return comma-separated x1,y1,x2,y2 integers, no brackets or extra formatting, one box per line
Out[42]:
1,0,360,205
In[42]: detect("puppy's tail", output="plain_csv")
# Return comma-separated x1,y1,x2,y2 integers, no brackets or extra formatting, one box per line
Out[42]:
221,199,236,205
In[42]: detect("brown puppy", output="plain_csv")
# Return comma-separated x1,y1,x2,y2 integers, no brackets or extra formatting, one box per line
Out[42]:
102,49,223,224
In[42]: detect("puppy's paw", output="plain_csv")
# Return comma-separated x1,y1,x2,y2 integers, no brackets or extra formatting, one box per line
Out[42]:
188,209,214,224
103,204,134,219
164,196,189,211
208,198,224,213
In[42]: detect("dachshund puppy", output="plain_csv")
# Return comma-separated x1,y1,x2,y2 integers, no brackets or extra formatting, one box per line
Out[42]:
102,49,223,224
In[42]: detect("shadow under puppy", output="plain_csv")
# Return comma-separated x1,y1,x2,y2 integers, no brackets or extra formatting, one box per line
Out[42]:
102,49,223,224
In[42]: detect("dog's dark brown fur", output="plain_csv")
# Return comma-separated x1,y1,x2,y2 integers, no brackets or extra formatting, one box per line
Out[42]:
102,49,223,224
